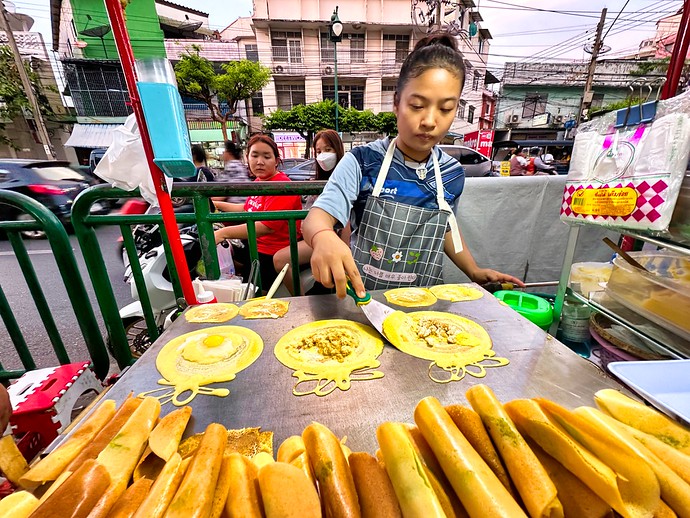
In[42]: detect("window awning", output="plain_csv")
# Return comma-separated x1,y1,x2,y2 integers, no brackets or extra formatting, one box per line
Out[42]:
65,123,119,148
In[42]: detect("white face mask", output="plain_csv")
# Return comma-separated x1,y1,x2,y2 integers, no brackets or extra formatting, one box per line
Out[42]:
316,152,338,172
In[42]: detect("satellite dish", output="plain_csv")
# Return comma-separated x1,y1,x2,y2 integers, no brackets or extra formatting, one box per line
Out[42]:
584,43,611,54
178,20,203,32
79,25,112,38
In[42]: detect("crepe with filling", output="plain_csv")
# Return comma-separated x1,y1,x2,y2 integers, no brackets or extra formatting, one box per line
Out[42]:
185,303,239,323
239,298,289,319
383,287,437,307
429,284,483,302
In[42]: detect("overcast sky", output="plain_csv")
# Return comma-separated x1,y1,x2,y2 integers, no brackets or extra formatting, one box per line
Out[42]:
17,0,681,74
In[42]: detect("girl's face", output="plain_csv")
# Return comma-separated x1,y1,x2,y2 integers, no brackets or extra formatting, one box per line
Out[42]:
314,138,335,156
247,142,278,180
394,68,461,161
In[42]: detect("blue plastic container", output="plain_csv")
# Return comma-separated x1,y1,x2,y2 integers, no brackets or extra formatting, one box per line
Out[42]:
137,81,195,178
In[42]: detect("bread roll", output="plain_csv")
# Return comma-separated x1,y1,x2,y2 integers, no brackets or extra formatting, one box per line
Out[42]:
348,452,401,518
259,462,321,518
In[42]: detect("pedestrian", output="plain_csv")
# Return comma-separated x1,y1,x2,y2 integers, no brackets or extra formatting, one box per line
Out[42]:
302,32,524,298
216,140,251,204
213,134,302,292
272,129,350,295
510,147,528,176
191,144,215,181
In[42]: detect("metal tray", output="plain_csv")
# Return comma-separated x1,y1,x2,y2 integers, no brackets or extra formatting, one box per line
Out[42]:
608,360,690,426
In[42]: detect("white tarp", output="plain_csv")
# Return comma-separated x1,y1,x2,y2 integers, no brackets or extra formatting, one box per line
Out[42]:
65,123,119,148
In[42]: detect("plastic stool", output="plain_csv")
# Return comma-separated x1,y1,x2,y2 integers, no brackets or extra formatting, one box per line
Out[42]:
8,362,102,449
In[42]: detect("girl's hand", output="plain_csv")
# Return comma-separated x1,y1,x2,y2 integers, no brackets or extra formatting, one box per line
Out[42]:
214,229,227,245
310,230,364,299
470,268,525,288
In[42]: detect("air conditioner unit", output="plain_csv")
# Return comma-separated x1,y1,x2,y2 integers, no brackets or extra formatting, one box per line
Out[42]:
554,115,564,124
510,114,520,123
273,65,285,74
322,66,333,75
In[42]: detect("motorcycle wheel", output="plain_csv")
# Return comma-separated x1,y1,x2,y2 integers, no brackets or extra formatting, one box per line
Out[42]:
107,317,162,359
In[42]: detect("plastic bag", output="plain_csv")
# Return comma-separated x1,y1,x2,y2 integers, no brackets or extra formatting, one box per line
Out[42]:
94,114,173,206
217,243,235,278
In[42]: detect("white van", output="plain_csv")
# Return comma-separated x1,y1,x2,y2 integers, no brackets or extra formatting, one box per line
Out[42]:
438,145,497,177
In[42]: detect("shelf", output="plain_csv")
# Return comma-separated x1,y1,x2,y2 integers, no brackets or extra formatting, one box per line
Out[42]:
622,230,690,256
569,288,690,360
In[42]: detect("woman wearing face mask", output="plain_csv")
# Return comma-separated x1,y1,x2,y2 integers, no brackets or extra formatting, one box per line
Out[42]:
273,129,351,295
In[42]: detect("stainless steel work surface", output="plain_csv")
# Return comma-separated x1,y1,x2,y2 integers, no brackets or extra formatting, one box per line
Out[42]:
105,286,621,453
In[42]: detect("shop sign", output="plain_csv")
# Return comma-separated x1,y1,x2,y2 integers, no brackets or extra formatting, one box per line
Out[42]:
463,130,494,157
533,113,551,127
274,132,306,143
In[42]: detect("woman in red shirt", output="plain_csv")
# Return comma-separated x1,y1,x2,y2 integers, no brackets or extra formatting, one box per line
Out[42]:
214,134,302,291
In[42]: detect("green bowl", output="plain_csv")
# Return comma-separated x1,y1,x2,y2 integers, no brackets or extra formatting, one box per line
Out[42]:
494,290,554,330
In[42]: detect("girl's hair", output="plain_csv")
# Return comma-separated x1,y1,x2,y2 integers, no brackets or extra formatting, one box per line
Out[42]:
191,144,207,165
224,140,242,160
246,133,282,170
313,129,345,180
395,32,466,104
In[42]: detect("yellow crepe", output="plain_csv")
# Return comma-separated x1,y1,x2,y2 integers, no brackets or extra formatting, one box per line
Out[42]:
239,298,289,319
429,284,483,302
178,427,273,460
274,319,384,396
138,325,263,406
383,287,437,307
539,398,661,518
0,435,29,486
466,386,563,518
0,491,39,518
185,303,239,323
383,311,507,383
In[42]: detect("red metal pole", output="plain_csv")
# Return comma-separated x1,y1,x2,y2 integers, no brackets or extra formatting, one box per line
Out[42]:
662,0,690,100
103,0,198,304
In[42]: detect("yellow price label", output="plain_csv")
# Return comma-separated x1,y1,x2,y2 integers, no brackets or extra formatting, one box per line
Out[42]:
499,161,511,176
570,187,638,217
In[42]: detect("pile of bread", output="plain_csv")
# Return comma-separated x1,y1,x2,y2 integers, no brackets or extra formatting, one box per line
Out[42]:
1,384,689,518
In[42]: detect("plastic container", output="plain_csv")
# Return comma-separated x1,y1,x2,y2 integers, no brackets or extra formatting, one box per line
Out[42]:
605,251,690,341
135,58,195,178
196,291,217,304
494,290,553,330
569,261,613,298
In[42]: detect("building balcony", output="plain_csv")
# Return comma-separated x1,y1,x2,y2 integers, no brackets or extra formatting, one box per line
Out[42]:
165,39,240,62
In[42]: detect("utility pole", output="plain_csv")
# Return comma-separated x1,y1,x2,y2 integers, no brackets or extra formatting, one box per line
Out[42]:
434,0,442,31
578,8,607,125
0,3,56,159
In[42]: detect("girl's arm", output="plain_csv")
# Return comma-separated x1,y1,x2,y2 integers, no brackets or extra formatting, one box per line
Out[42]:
304,208,365,298
443,231,525,286
213,200,245,212
214,222,274,244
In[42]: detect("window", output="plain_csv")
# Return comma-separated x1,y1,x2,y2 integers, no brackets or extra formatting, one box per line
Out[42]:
320,32,334,63
467,105,475,124
272,31,302,63
275,83,305,110
478,37,485,55
472,71,482,91
522,93,548,118
323,84,364,110
350,33,365,63
458,100,466,119
591,92,605,109
381,85,396,111
383,34,410,63
245,44,259,62
251,91,264,115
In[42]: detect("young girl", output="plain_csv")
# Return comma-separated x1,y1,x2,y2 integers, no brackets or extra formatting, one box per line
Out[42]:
303,33,523,298
273,129,350,294
214,134,302,291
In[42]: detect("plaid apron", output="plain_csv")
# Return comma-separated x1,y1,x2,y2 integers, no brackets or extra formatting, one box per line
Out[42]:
352,139,463,290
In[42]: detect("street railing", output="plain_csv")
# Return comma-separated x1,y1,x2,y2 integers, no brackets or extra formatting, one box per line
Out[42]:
0,190,110,381
71,181,325,370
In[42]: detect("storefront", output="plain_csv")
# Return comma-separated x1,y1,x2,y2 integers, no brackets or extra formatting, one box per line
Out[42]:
273,132,307,159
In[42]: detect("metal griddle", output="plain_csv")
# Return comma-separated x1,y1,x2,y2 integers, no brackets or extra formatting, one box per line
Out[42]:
101,285,622,454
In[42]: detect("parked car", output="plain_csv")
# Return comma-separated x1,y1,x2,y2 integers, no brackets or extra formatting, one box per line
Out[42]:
281,157,308,171
438,145,497,177
283,159,317,181
0,159,109,238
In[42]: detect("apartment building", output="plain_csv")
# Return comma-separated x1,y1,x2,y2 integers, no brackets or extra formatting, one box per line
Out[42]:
222,0,495,153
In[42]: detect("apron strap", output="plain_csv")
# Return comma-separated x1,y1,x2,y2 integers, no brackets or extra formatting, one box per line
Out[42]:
372,138,397,197
432,151,463,254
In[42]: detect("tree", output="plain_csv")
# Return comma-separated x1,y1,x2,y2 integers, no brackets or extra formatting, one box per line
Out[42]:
262,100,397,157
174,47,271,141
0,46,55,148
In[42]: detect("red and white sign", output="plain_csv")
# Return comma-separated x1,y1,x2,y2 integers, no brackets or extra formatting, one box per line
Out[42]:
463,130,494,157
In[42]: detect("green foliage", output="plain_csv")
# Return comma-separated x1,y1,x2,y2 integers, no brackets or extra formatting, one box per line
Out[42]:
262,101,397,157
630,58,670,77
0,46,55,147
174,47,271,140
589,97,641,118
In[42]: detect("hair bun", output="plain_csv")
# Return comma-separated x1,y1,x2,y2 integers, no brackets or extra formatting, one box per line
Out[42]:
413,32,458,53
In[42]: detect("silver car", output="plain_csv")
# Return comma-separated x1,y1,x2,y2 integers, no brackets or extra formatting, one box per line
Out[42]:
438,145,497,177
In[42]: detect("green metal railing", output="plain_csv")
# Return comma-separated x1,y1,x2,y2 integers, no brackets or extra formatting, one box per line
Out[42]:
71,181,325,370
0,191,110,381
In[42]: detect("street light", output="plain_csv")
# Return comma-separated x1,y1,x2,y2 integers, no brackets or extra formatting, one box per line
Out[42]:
329,6,343,133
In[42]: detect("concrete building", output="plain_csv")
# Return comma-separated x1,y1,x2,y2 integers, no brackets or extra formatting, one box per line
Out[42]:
494,60,665,141
0,3,72,159
222,0,496,156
